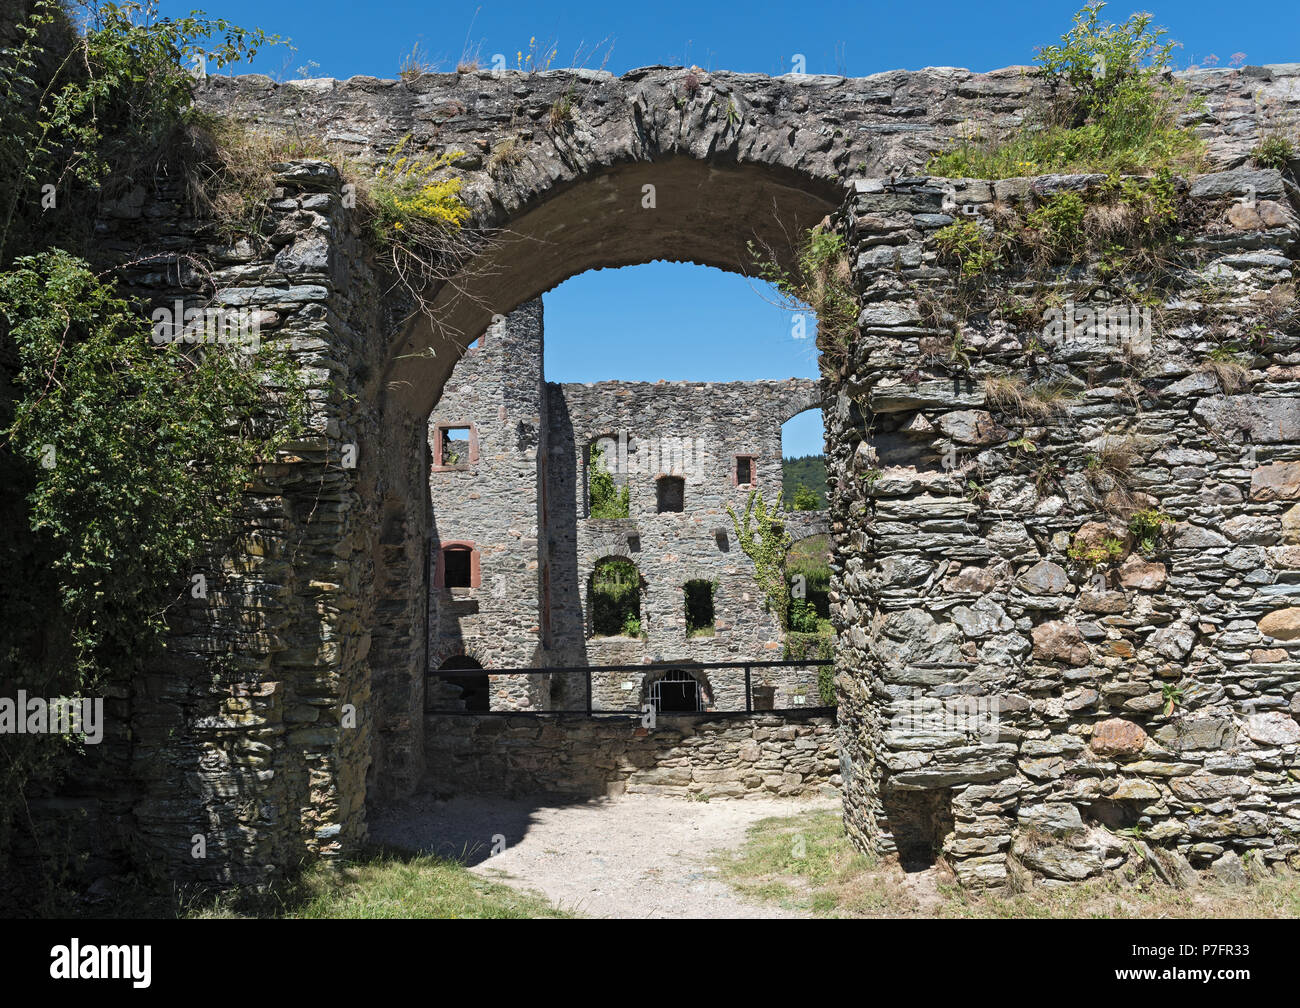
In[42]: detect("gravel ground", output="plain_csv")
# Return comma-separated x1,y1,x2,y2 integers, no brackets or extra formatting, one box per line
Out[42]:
370,792,840,919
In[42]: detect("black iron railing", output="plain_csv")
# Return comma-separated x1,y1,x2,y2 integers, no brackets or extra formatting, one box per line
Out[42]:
425,658,833,716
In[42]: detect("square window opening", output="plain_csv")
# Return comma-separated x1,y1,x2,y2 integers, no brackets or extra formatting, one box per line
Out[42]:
440,427,472,467
443,547,472,588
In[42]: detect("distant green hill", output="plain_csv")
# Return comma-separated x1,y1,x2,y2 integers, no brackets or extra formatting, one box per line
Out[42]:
782,455,827,509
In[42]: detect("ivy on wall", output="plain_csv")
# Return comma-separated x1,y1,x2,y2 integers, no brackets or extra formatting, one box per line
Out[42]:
726,489,793,630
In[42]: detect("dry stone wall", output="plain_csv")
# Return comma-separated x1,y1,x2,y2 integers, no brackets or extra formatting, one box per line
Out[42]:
830,167,1300,887
423,710,839,799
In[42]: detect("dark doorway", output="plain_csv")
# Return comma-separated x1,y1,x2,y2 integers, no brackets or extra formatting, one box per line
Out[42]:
440,655,489,712
649,670,702,712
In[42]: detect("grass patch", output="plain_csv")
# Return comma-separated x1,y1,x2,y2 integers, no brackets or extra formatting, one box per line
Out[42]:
716,809,1300,918
192,849,571,919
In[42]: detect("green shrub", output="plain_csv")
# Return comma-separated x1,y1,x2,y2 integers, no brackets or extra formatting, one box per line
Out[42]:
1252,133,1295,171
590,558,640,636
791,483,820,511
1,250,304,679
927,3,1202,180
588,443,630,518
1026,191,1087,257
935,220,999,278
726,489,792,628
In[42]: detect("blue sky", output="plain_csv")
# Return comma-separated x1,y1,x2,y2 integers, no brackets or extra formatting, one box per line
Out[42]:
153,0,1298,454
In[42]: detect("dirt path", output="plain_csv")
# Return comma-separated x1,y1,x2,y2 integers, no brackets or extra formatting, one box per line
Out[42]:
370,793,840,918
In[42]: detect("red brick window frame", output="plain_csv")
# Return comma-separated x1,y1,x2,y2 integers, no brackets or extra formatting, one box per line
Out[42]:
434,541,481,589
433,423,479,470
733,454,758,487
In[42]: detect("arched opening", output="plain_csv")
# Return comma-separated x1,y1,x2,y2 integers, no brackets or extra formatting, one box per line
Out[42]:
437,656,489,712
385,157,841,420
434,541,480,589
364,137,843,811
642,667,714,713
782,409,827,510
589,557,644,638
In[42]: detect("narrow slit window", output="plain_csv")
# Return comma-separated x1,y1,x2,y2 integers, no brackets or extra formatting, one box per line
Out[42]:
735,455,756,487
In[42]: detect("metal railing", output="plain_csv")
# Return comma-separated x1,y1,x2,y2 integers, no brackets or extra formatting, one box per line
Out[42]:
425,658,833,716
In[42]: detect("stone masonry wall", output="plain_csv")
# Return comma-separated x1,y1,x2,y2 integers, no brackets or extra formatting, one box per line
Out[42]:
546,376,825,709
424,711,839,799
426,301,549,710
830,167,1300,887
426,297,827,713
29,60,1299,895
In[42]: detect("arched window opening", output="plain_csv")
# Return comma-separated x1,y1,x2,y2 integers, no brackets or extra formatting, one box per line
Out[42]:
782,409,826,509
656,475,685,513
645,669,710,713
439,656,489,712
589,557,642,637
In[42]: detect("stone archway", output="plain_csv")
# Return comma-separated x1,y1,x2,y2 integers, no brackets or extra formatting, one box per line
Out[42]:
349,117,846,811
152,63,1300,895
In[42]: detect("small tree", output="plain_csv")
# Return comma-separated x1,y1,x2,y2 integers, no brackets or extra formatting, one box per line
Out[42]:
791,483,819,511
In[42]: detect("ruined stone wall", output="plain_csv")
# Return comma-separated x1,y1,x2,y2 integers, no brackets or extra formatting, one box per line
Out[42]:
426,301,548,710
424,711,839,799
25,59,1300,895
81,160,394,889
545,377,824,709
830,167,1300,886
424,297,826,713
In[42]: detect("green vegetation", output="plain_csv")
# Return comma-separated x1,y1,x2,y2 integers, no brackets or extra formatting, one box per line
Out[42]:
928,3,1203,180
726,489,792,629
783,454,827,508
791,483,819,510
716,809,1300,919
590,558,642,637
587,443,630,518
1128,506,1174,556
0,1,305,890
0,0,283,262
1251,133,1295,171
934,220,1000,278
194,850,571,919
1026,191,1088,259
367,136,470,244
751,227,858,376
784,533,833,703
1067,534,1126,569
